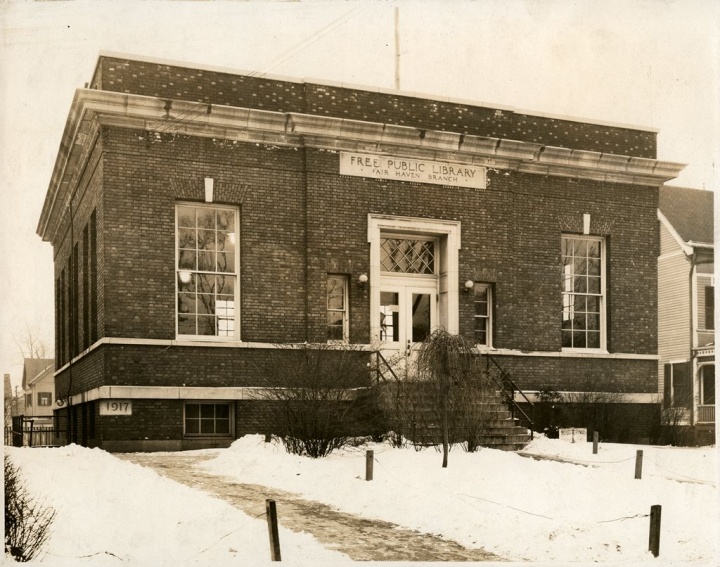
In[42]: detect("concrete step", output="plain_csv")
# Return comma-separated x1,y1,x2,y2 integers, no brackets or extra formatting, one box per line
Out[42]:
485,442,531,451
477,433,532,444
406,407,514,417
406,426,532,448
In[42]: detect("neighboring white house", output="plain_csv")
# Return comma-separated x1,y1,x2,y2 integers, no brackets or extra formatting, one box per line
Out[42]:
21,358,55,422
658,186,715,444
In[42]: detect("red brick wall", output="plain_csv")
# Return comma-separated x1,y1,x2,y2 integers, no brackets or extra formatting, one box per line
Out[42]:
90,56,657,158
494,355,658,393
53,132,659,397
101,127,309,342
303,148,658,356
97,399,183,442
53,135,106,367
55,348,105,399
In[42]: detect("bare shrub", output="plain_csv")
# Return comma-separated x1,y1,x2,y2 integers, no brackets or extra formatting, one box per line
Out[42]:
452,369,496,453
257,343,378,458
372,349,431,450
561,391,625,404
415,329,493,466
654,391,694,446
4,454,56,562
374,333,498,457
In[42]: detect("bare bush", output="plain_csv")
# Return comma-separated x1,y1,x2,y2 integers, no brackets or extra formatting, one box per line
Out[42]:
451,369,496,453
4,454,56,562
654,391,694,446
375,333,498,457
372,349,429,450
560,391,625,404
257,343,379,458
415,329,494,466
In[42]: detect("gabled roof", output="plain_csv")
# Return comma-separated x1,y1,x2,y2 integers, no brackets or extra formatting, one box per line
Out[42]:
22,358,54,390
659,185,715,246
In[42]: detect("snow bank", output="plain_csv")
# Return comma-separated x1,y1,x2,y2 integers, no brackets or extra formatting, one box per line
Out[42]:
5,436,716,565
5,444,349,566
201,435,718,563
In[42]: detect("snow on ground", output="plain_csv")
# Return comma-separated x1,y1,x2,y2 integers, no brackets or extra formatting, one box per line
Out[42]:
5,436,718,565
5,445,349,566
200,435,718,564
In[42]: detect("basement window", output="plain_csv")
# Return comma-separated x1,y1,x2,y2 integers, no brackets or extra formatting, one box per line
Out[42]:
184,402,232,436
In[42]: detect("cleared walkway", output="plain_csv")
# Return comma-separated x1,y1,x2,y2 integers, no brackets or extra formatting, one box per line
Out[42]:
118,451,505,562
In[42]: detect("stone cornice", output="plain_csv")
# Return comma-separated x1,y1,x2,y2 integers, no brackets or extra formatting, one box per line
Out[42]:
38,89,686,242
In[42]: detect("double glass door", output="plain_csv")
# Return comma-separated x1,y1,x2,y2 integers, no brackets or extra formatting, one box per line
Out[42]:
379,282,437,355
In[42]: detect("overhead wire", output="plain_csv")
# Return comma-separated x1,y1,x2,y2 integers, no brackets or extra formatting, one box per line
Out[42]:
149,7,360,138
248,7,361,78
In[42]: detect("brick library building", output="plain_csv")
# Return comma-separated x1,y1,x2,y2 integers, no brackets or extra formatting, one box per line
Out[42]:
37,54,686,452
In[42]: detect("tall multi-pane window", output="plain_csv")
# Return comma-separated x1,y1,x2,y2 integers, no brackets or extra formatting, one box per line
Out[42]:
473,284,492,346
176,204,238,338
72,243,80,357
89,210,98,343
561,235,605,350
326,275,348,342
55,275,62,365
82,224,90,350
60,268,66,365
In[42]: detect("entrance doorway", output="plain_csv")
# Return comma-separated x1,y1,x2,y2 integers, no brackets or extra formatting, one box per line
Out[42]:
380,283,437,349
377,235,439,371
367,214,461,375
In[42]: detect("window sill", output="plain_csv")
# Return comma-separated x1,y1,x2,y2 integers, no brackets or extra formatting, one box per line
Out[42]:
176,335,240,343
561,348,609,355
477,346,658,360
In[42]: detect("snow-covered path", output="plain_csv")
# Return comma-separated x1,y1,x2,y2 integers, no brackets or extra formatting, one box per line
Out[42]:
118,451,505,562
7,437,717,565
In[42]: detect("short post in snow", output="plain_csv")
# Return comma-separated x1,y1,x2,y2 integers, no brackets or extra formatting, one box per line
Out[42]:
266,499,281,561
264,433,272,443
592,431,599,454
634,450,643,479
648,504,662,557
366,450,374,481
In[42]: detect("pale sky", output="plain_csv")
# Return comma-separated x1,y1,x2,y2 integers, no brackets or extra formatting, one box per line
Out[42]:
1,0,718,389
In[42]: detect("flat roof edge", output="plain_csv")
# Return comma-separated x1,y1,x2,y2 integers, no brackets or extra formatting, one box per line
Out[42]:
95,51,660,134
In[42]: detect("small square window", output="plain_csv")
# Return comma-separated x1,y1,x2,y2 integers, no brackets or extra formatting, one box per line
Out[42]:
184,402,233,437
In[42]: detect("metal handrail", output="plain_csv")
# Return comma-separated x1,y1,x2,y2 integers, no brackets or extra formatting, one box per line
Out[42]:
372,350,399,385
371,349,534,438
484,354,534,439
